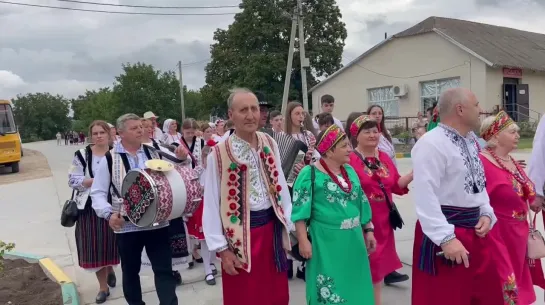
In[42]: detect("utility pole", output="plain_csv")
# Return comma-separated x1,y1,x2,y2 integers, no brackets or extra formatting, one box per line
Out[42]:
281,8,298,114
177,60,186,120
296,0,310,112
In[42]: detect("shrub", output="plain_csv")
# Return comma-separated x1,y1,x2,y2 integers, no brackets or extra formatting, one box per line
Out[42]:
0,241,15,272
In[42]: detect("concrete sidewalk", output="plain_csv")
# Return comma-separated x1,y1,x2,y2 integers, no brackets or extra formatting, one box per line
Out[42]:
0,140,542,304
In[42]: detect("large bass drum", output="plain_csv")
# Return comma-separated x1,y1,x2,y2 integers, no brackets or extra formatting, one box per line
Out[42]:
121,164,203,227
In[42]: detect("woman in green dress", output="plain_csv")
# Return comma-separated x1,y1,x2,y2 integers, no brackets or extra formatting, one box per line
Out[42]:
292,124,376,304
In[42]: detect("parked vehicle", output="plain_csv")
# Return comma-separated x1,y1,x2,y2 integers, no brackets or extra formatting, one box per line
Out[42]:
0,99,22,173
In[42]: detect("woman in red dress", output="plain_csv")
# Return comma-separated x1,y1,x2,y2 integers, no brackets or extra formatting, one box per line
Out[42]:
186,139,218,285
479,111,545,304
347,114,413,305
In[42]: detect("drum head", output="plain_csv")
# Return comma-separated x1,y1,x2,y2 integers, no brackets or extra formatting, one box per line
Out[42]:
122,169,158,227
145,159,173,172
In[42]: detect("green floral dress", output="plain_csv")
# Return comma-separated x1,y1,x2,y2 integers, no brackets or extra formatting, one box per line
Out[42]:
291,165,375,305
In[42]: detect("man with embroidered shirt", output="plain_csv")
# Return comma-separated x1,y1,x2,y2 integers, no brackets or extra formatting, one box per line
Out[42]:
90,113,188,305
202,88,293,305
411,88,498,305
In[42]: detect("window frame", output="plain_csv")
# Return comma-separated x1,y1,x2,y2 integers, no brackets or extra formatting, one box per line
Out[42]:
367,86,400,117
420,77,461,111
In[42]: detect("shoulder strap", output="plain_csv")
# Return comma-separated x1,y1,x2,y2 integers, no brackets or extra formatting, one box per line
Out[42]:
85,146,95,178
151,139,161,151
354,151,394,210
105,151,113,176
75,149,86,171
118,153,131,173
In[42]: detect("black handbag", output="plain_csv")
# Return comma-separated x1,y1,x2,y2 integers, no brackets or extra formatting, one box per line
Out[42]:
356,152,405,230
61,189,79,227
290,165,314,262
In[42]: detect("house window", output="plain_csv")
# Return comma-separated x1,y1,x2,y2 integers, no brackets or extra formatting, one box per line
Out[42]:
420,78,461,111
368,87,399,117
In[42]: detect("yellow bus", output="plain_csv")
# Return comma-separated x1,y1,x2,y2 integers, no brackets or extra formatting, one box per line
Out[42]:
0,99,22,173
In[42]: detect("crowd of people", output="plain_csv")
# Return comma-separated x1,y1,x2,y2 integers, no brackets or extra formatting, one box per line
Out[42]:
65,87,545,305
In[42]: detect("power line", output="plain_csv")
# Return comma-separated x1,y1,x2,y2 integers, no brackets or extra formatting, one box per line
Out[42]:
0,0,239,15
182,59,210,66
343,54,468,79
53,0,240,9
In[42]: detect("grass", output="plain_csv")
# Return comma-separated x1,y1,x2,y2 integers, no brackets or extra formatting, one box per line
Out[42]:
518,137,533,149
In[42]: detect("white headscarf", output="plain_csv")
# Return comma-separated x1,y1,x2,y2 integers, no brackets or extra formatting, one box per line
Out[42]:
163,119,175,134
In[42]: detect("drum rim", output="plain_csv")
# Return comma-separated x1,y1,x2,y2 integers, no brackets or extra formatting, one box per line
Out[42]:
122,168,160,227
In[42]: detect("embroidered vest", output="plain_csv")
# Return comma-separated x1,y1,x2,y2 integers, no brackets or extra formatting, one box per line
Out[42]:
108,146,160,216
215,132,290,272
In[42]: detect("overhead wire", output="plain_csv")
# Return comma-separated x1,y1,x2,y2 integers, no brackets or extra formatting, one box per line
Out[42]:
342,54,468,79
53,0,240,9
0,0,239,15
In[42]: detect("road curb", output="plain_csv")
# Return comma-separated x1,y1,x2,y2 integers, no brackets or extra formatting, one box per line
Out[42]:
4,251,80,305
395,152,411,158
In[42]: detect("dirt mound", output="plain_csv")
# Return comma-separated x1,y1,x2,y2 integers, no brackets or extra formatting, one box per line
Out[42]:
0,149,52,185
0,259,62,305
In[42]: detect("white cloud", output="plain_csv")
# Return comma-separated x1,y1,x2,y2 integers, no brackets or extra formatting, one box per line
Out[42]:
0,70,26,89
1,0,545,98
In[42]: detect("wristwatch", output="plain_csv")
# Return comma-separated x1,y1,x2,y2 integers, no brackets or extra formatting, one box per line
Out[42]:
364,228,374,234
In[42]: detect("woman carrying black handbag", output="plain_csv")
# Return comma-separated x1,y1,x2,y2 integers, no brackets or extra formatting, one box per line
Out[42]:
67,121,119,304
347,114,413,305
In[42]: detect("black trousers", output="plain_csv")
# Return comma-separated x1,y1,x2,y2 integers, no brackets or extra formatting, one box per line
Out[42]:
117,227,178,305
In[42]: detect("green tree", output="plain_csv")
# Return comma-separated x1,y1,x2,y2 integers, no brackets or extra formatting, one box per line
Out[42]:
12,93,71,142
202,0,347,114
184,87,208,120
112,62,181,121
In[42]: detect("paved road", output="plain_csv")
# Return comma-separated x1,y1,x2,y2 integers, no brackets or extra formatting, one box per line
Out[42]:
0,140,542,304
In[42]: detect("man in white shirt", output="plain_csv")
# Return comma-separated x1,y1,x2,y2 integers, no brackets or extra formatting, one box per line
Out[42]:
202,88,292,305
143,111,163,142
91,113,187,305
312,94,344,130
410,88,497,305
528,115,545,206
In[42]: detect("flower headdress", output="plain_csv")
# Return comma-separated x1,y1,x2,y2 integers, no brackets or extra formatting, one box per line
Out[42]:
350,115,373,137
480,110,514,141
317,124,346,155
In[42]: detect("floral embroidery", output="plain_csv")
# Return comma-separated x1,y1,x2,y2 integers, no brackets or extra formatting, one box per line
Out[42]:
511,179,523,197
293,188,311,207
349,189,358,201
512,210,527,221
503,273,518,305
316,274,346,304
340,216,360,229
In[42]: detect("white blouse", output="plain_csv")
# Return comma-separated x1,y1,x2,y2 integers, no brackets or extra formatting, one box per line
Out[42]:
202,134,293,252
411,124,496,246
162,132,182,145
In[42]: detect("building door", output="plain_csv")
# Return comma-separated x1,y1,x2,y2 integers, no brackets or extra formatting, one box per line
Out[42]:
503,83,517,121
516,84,530,121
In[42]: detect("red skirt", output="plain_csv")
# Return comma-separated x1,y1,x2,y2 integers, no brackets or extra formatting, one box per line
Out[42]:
412,221,503,305
484,216,544,304
367,198,402,283
222,220,289,305
187,199,204,240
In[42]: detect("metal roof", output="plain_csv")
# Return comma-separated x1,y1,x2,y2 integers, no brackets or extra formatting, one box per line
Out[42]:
309,16,545,93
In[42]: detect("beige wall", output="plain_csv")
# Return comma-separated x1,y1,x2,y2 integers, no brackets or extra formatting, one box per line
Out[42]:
311,32,490,121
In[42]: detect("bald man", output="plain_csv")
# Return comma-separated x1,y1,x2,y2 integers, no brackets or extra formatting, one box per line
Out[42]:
410,88,499,305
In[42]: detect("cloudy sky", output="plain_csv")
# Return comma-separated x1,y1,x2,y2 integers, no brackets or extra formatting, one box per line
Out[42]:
0,0,543,99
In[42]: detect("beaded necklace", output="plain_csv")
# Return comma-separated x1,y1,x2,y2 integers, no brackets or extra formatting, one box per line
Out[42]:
486,148,533,199
319,158,352,193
